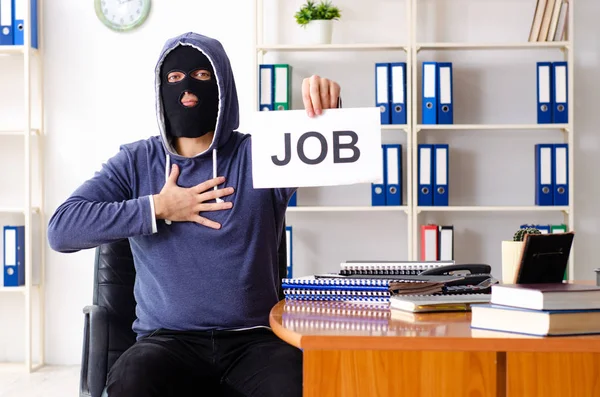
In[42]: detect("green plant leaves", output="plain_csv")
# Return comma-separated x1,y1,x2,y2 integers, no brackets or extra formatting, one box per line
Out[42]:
294,0,341,26
512,227,542,241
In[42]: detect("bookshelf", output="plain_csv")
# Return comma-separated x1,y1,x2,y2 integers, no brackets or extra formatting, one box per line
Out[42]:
416,42,569,50
409,0,575,279
287,206,409,213
256,44,409,52
416,124,568,131
0,0,45,372
253,0,574,278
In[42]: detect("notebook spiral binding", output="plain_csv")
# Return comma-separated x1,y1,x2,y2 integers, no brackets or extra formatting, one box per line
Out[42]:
284,294,390,303
282,278,432,287
339,262,449,276
284,289,391,297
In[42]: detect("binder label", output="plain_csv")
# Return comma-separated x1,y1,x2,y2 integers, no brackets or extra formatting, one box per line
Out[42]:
555,146,567,185
376,66,389,103
259,66,273,109
423,64,436,98
439,67,451,104
539,66,550,103
555,65,567,105
540,147,551,185
4,228,16,266
249,107,383,188
0,0,10,27
435,147,447,185
419,148,431,185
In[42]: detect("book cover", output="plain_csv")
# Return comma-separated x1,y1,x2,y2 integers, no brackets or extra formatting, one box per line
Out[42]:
495,283,600,293
491,282,600,311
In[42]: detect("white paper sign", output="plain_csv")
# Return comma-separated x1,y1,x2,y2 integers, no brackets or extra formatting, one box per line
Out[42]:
249,107,383,188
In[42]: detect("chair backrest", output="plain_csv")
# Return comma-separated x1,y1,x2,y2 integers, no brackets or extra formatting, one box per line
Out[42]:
93,222,288,372
93,238,137,371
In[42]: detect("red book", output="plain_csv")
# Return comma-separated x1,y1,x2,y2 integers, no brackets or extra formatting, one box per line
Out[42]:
420,224,438,261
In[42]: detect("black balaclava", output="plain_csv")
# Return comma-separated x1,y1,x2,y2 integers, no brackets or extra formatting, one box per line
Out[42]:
160,44,219,138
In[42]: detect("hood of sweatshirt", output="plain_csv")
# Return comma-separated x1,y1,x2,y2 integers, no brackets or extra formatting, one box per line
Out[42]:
154,32,239,212
155,32,239,159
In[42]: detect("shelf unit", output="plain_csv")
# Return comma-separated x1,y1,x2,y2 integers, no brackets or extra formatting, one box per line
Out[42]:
256,44,408,52
409,0,575,279
416,41,569,51
0,0,46,372
253,0,414,260
253,0,575,277
416,124,569,131
287,206,410,213
417,206,570,213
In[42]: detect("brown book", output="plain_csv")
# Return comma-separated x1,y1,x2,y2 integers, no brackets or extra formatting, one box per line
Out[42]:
538,0,557,41
553,0,569,41
491,282,600,311
528,0,548,42
546,0,564,41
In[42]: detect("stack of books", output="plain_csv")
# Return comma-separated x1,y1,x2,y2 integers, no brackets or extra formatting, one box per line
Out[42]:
281,260,461,303
471,283,600,336
281,276,446,304
281,260,501,306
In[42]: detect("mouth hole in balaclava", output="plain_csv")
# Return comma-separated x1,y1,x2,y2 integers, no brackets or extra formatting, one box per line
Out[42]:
179,91,200,109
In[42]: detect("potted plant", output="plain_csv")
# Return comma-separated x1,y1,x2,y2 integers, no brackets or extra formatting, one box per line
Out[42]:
501,227,542,284
294,0,341,45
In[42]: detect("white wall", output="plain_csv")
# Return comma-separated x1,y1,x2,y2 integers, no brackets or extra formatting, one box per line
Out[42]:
0,0,597,365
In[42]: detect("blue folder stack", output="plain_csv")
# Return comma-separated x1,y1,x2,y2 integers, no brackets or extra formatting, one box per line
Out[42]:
417,143,449,206
0,0,39,48
421,61,453,125
536,61,568,124
534,143,569,206
375,62,407,125
372,144,403,206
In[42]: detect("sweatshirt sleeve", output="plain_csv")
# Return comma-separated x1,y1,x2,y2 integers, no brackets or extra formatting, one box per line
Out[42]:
47,146,156,253
272,187,298,209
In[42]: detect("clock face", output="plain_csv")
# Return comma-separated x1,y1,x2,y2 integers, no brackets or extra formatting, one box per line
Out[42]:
95,0,151,32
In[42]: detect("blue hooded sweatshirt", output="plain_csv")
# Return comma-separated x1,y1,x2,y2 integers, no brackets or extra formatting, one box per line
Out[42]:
47,32,296,338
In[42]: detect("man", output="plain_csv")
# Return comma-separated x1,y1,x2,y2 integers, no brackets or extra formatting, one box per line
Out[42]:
47,32,341,396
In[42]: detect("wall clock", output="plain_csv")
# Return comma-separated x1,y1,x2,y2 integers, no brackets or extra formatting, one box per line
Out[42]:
95,0,151,32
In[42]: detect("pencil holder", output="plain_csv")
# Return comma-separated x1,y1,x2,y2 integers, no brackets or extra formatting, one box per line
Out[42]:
502,227,542,283
501,241,525,284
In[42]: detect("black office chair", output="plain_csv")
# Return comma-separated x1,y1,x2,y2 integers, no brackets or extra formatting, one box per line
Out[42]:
79,224,289,397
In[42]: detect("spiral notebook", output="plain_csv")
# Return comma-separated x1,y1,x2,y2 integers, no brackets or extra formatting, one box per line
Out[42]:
339,260,453,275
282,276,447,303
284,293,391,303
282,276,445,294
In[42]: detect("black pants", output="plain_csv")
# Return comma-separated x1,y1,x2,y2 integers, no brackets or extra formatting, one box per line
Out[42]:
106,327,303,397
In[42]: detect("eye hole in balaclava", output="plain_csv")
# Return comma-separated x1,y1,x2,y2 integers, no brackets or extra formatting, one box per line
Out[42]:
160,44,219,138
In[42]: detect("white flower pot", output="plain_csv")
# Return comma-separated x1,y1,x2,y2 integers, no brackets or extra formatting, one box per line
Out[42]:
501,241,525,284
303,20,333,45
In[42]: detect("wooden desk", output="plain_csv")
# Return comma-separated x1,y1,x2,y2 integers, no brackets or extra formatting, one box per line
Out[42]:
270,300,600,397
